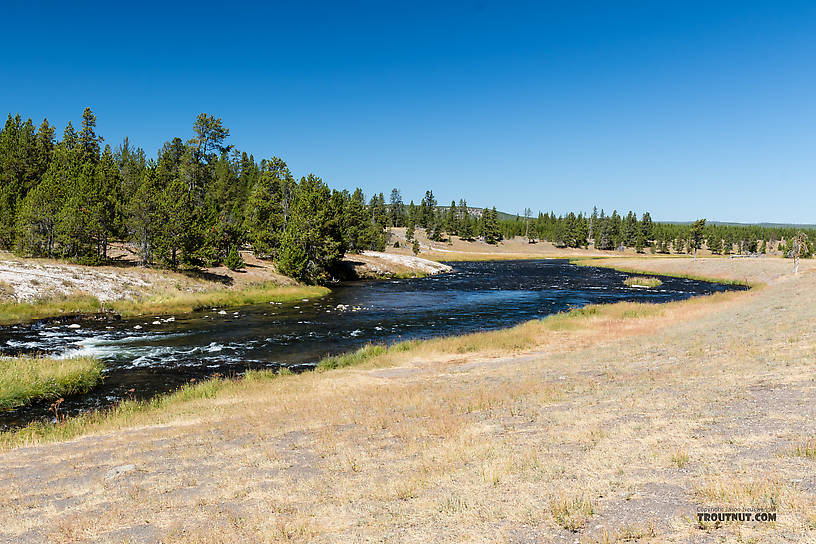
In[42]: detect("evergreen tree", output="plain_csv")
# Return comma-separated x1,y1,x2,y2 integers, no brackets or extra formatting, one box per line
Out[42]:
224,246,245,270
128,169,163,265
640,212,653,241
78,107,103,164
446,200,459,235
482,207,502,244
389,188,405,227
635,226,645,253
420,190,437,228
277,174,344,284
689,218,706,260
242,158,291,257
344,188,369,252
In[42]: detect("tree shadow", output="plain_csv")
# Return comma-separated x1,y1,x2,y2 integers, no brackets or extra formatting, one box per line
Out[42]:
178,268,235,286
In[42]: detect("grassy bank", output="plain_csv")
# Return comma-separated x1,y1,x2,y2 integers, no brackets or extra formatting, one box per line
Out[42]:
107,283,329,317
0,356,102,411
570,257,755,287
0,284,329,326
0,295,104,326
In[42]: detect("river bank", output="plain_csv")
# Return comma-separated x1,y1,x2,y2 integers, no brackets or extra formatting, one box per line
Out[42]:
2,256,813,542
0,250,450,326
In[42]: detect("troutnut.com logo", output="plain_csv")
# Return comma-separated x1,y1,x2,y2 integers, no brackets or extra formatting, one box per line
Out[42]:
697,507,777,523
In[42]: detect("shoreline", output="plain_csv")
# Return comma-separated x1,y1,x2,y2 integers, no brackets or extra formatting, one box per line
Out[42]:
0,256,753,448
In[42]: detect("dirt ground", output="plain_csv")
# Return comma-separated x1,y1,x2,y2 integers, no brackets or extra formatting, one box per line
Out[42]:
1,256,816,543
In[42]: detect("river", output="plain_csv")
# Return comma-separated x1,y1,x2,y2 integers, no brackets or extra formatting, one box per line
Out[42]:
0,260,744,429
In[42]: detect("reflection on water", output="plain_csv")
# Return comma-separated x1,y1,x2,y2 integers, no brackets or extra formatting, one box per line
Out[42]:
0,260,743,428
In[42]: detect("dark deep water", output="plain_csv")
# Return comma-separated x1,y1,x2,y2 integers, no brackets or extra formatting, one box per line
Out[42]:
0,260,744,429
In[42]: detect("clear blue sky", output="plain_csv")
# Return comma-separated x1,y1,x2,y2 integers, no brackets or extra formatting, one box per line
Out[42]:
3,1,815,223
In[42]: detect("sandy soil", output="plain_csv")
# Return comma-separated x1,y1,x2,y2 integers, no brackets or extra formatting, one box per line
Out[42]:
347,251,452,278
1,257,816,543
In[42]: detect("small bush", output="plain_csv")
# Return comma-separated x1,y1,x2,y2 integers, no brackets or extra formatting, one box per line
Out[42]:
224,247,245,271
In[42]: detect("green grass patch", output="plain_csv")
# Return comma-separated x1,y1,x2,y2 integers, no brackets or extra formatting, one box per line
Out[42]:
0,355,103,411
317,341,421,371
0,284,329,326
623,276,663,288
0,294,103,326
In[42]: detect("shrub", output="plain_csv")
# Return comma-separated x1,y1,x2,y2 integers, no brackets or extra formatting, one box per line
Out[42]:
224,246,245,271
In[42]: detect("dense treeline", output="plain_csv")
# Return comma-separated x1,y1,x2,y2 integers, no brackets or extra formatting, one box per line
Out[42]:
0,110,811,286
0,110,393,283
495,207,813,257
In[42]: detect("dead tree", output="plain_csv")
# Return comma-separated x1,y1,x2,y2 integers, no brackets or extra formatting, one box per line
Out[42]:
791,232,808,274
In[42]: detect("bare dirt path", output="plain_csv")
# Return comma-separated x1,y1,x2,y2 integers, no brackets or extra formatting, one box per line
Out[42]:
1,257,815,543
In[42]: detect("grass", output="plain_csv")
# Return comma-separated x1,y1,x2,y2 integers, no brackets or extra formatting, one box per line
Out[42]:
0,294,103,325
549,494,594,531
0,355,103,411
671,449,690,468
0,368,282,449
571,258,754,287
623,276,662,288
790,439,816,459
0,284,328,325
106,283,329,317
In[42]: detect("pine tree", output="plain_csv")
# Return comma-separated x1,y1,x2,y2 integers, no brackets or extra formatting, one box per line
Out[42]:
277,174,344,284
389,188,404,227
640,212,653,241
128,169,163,265
78,107,103,164
482,207,502,244
635,227,645,253
406,222,415,242
343,188,369,252
224,246,245,270
689,218,706,260
420,190,437,228
446,200,459,235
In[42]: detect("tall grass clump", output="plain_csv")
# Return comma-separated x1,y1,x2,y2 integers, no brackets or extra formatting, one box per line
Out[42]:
0,294,102,325
0,355,103,410
623,276,662,288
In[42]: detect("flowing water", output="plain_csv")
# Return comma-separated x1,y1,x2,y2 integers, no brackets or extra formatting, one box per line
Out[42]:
0,260,744,429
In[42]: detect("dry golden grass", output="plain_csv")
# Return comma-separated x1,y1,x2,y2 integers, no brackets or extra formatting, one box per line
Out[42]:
1,256,815,543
